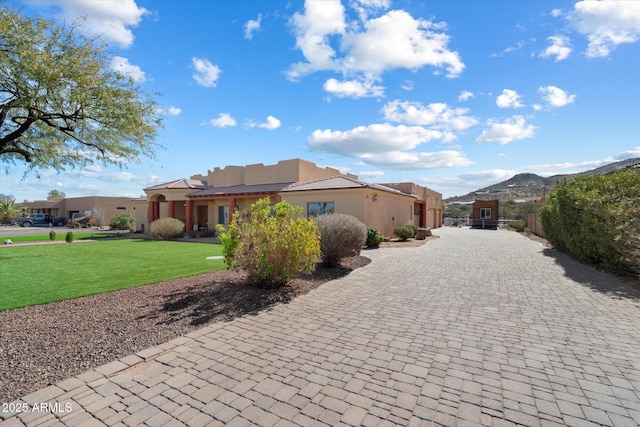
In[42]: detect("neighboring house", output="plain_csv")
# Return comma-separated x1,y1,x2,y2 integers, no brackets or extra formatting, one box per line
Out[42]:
471,199,499,229
21,196,138,227
142,158,443,238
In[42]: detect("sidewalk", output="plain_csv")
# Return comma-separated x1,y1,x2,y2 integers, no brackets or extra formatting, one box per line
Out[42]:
2,227,639,426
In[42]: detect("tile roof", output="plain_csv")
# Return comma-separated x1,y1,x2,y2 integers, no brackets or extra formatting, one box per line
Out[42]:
144,178,208,191
281,175,415,197
187,182,296,197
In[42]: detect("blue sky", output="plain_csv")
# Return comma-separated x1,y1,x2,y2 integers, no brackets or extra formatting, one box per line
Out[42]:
3,0,639,201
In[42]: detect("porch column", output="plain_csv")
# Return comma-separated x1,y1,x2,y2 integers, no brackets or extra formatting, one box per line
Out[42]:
167,200,175,218
147,201,155,225
228,197,236,223
185,200,193,231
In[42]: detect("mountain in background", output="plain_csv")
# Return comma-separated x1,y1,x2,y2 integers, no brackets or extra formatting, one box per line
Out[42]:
445,158,640,203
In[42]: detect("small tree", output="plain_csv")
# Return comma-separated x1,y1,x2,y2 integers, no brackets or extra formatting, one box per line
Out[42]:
0,5,162,172
0,195,27,224
216,198,321,287
47,189,65,201
109,212,135,230
150,217,184,240
315,213,367,267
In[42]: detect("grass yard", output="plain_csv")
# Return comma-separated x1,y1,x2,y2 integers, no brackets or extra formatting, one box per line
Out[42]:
0,239,226,311
2,232,110,243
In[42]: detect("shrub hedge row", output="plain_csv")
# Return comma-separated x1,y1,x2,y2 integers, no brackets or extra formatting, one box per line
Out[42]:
539,169,639,277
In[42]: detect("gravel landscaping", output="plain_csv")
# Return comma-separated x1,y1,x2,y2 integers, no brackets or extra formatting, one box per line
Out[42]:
0,256,376,402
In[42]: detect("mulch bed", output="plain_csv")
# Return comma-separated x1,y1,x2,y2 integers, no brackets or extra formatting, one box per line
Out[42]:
0,236,441,402
0,256,371,402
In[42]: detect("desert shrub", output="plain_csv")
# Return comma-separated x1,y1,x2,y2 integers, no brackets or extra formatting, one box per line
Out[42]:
366,226,383,248
109,212,135,230
393,225,415,241
150,217,185,240
216,198,321,287
509,220,527,232
314,213,367,267
540,169,640,277
49,230,56,241
405,224,419,237
65,231,74,243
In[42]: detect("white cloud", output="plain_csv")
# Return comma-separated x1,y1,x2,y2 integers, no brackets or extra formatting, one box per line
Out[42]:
192,57,221,88
538,85,576,108
42,0,148,48
360,150,473,169
288,3,464,81
342,10,464,78
308,122,471,170
459,169,519,183
309,123,444,157
323,78,384,98
496,89,524,109
208,113,237,128
382,100,478,132
258,116,281,130
551,9,563,18
476,116,536,144
458,91,474,102
569,0,640,58
288,0,346,79
357,170,385,180
165,106,181,116
110,56,145,82
245,14,262,40
540,35,572,61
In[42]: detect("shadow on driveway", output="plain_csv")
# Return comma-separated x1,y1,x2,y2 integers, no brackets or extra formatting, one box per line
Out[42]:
542,248,640,301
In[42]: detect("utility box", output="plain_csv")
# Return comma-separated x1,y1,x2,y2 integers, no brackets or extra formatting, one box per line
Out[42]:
471,200,499,229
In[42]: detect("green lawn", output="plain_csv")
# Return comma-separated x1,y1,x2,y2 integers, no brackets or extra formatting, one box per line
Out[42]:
3,232,110,242
0,239,225,311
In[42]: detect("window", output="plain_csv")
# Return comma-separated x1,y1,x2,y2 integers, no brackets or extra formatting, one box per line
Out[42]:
218,206,229,224
308,202,334,217
480,208,491,219
116,206,126,210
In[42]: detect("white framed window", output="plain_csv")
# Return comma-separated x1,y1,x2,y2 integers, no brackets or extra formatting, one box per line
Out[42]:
308,202,334,217
480,208,492,219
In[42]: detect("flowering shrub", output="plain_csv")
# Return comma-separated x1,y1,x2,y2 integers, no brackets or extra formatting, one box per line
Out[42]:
216,198,321,287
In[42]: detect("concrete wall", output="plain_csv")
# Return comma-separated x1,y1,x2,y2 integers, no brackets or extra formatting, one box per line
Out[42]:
281,188,415,238
191,159,357,187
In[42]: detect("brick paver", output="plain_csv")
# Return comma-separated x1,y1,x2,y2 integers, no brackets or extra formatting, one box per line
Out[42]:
2,228,639,426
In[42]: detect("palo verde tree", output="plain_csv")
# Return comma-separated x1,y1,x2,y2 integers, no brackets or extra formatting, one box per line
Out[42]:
0,6,162,172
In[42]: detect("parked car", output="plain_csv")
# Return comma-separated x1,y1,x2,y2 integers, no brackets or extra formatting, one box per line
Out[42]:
17,213,67,227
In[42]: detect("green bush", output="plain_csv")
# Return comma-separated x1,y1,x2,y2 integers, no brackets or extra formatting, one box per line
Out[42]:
216,198,321,287
49,230,56,241
393,225,415,241
65,231,74,243
314,213,367,267
540,169,640,277
109,212,135,230
150,217,185,240
366,226,384,248
509,220,527,232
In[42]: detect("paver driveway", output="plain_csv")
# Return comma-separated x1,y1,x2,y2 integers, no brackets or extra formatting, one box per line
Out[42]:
2,227,639,426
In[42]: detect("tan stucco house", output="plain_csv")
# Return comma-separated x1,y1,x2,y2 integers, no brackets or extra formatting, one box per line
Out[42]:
22,196,139,227
140,158,442,238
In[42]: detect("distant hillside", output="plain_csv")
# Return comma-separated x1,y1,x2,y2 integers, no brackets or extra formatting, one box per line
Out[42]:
445,157,640,203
